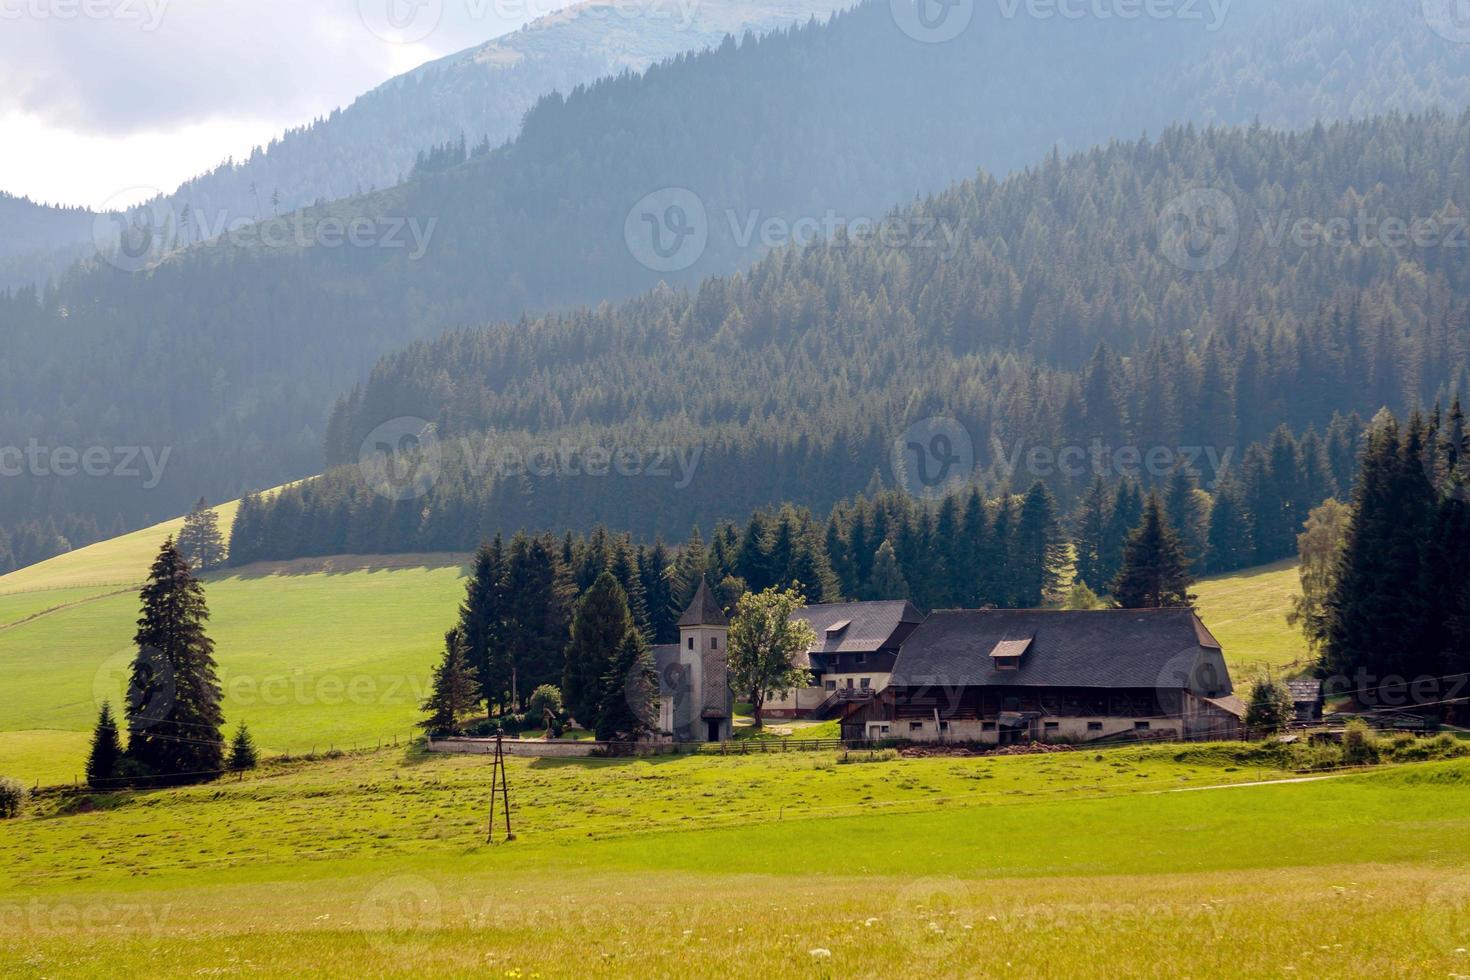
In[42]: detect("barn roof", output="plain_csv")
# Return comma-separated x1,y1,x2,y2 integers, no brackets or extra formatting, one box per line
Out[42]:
792,600,925,661
1287,679,1324,703
890,608,1230,693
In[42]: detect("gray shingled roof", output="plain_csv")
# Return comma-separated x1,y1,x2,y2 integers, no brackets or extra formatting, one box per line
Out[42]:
890,608,1232,694
677,577,727,627
792,600,925,662
1287,679,1323,702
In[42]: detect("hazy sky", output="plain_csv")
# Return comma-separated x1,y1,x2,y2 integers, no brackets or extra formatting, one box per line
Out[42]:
1,0,574,210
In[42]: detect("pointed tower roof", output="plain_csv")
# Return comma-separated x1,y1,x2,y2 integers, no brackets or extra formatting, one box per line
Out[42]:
678,576,728,628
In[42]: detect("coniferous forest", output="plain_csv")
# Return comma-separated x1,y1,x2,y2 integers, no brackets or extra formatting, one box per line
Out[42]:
5,0,1470,566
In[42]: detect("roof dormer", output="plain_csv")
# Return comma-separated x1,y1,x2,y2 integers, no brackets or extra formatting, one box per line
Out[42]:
989,635,1033,671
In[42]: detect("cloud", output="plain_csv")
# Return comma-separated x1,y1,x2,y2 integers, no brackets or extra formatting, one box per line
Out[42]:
0,0,543,137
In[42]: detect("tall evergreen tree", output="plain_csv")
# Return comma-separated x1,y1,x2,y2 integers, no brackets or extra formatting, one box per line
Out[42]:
419,630,481,734
86,701,123,788
227,721,260,771
127,538,225,781
563,572,634,729
594,629,658,743
1072,476,1110,592
459,535,511,711
865,539,909,601
1112,494,1194,609
1012,481,1068,607
177,498,227,570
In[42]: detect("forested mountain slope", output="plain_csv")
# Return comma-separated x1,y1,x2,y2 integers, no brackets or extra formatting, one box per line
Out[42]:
249,112,1470,557
5,0,1470,563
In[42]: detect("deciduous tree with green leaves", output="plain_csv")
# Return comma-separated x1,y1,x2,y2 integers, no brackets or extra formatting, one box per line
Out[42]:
727,586,817,729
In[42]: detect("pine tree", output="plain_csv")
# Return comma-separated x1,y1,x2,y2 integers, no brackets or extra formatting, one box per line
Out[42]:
1013,482,1068,607
563,572,634,729
1204,479,1253,573
866,540,909,601
86,701,123,788
1100,479,1142,592
594,629,658,743
177,498,227,570
126,538,225,782
1323,413,1437,680
227,721,259,771
1164,468,1205,570
459,536,510,711
1072,477,1110,592
1111,494,1194,609
419,630,481,735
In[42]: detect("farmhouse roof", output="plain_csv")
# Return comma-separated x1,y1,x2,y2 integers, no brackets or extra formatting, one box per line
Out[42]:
890,608,1232,695
791,600,925,662
677,577,727,628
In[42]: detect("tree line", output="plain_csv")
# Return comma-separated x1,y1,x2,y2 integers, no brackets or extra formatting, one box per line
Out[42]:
5,3,1470,560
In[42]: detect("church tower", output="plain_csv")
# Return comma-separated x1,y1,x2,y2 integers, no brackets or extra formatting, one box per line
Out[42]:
677,577,732,742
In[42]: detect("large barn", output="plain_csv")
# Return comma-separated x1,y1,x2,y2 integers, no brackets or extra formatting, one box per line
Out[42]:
840,608,1244,744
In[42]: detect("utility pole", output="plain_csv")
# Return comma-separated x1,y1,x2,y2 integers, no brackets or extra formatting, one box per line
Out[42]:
486,733,514,844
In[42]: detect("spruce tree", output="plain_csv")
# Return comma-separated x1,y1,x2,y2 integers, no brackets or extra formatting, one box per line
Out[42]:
86,701,123,788
1013,482,1068,607
1100,479,1142,591
127,539,225,782
227,722,259,771
1072,477,1110,592
419,630,481,735
563,572,634,729
866,540,910,600
459,536,510,712
177,498,227,570
1204,480,1253,573
594,629,658,743
1111,494,1194,609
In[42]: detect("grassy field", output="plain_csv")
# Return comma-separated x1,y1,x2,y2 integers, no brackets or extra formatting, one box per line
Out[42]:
0,499,1311,786
1193,559,1308,675
2,745,1468,976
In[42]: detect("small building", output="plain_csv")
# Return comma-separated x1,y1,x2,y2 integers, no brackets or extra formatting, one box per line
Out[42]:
841,608,1243,744
652,577,734,742
763,600,926,719
1287,679,1324,723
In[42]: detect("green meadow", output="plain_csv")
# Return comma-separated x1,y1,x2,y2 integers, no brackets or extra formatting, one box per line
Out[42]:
3,746,1468,977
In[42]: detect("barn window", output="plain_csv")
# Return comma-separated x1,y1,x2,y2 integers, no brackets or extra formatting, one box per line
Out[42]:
860,677,871,690
982,721,997,732
710,636,718,650
1044,722,1059,733
1088,722,1103,733
1135,721,1151,732
909,722,923,732
824,680,836,692
687,637,694,650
